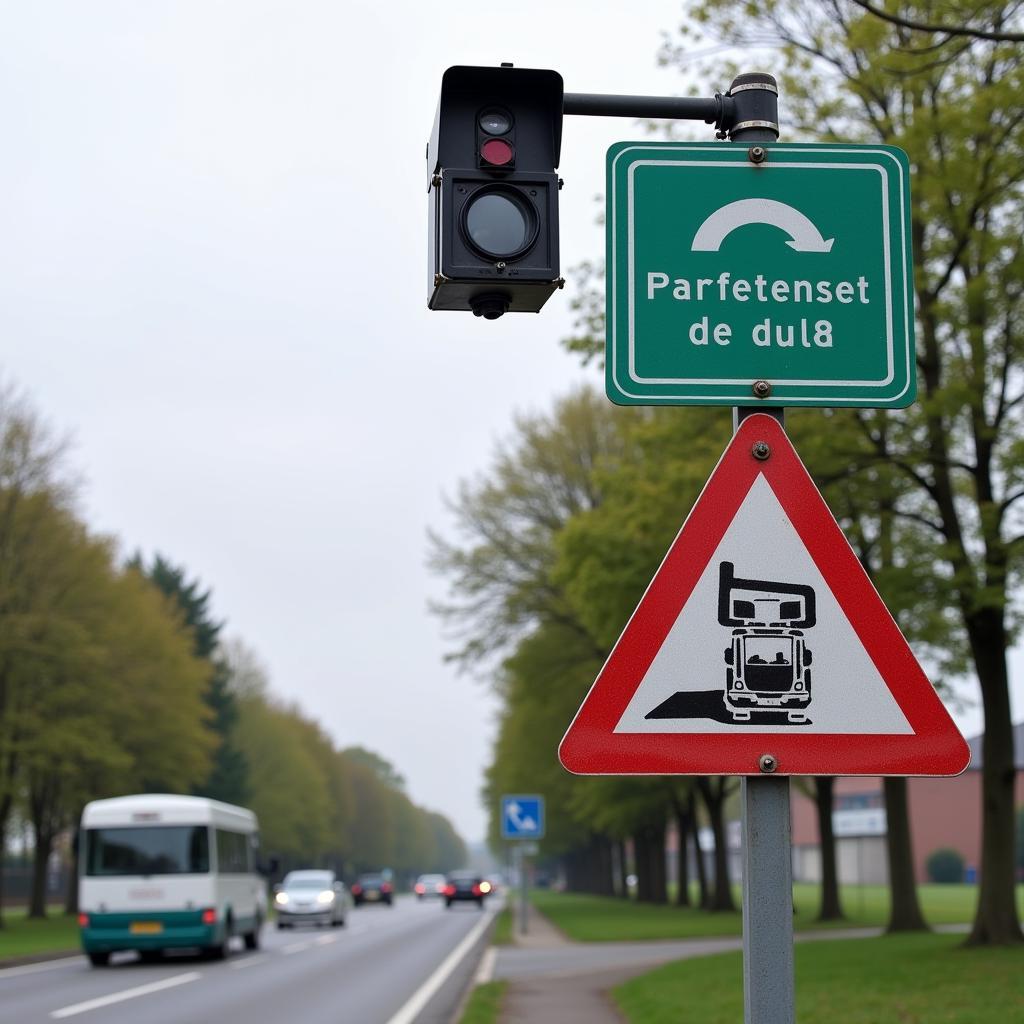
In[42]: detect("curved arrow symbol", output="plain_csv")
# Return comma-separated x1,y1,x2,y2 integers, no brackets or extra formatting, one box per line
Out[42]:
691,199,834,253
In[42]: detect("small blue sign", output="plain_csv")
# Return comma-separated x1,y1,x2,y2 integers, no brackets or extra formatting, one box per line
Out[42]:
501,794,545,840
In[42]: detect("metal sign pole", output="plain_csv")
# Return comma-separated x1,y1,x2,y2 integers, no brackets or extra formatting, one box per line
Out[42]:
726,74,795,1024
518,845,529,935
742,775,795,1023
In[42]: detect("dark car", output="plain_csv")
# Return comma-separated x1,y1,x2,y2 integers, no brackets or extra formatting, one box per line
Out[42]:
443,871,492,909
351,873,393,907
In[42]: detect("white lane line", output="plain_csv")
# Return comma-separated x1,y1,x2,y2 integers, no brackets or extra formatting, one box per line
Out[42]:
50,971,201,1019
314,934,336,946
281,940,312,955
230,954,270,970
385,912,494,1024
0,956,82,980
473,946,496,985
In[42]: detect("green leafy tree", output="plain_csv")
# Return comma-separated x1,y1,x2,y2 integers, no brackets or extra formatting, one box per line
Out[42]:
677,0,1024,947
133,554,249,805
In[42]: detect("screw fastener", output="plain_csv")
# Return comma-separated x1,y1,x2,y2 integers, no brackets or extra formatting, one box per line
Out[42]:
759,753,778,774
748,146,767,164
752,380,772,399
751,441,771,461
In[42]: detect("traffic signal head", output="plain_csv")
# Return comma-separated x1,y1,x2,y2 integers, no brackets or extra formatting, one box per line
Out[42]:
427,65,563,319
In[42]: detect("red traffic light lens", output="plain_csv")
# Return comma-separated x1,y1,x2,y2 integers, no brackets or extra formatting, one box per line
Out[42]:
480,139,514,167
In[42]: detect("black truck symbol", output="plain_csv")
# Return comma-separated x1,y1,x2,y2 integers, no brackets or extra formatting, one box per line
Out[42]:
719,562,816,724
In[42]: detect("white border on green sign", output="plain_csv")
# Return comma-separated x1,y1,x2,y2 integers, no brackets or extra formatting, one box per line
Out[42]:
608,144,913,406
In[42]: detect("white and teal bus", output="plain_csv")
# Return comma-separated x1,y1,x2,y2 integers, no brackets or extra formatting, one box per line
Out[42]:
78,794,268,966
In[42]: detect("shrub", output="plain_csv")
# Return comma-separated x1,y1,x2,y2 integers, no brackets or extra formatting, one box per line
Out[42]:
926,848,964,884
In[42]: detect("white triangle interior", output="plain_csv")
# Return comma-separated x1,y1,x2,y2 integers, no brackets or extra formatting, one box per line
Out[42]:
614,475,914,735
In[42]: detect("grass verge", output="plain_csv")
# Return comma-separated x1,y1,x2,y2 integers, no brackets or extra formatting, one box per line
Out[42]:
491,906,514,945
531,883,1024,942
613,932,1024,1024
457,980,508,1024
0,907,79,961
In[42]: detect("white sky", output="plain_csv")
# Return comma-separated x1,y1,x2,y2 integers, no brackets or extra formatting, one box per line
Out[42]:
0,3,1017,845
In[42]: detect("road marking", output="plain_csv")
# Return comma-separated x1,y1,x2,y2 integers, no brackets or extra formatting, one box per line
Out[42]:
0,956,82,980
230,954,269,970
50,971,201,1018
384,911,494,1024
314,934,336,946
473,946,496,985
282,940,312,954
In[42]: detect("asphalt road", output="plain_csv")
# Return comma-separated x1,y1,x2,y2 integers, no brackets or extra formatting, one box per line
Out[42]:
0,895,497,1024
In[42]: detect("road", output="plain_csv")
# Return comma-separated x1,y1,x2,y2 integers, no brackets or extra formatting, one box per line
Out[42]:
0,895,497,1024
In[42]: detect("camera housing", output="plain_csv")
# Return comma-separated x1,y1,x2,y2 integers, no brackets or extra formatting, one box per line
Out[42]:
427,66,563,317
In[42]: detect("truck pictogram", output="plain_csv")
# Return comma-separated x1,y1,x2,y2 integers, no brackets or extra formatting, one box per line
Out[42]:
719,561,816,724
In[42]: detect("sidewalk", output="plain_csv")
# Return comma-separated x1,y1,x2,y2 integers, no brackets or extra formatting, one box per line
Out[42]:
495,904,635,1024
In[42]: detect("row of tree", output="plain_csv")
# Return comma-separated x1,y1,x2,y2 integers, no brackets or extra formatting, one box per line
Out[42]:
433,1,1023,946
0,386,463,923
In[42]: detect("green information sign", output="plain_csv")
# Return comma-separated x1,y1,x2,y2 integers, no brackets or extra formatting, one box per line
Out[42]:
606,142,915,407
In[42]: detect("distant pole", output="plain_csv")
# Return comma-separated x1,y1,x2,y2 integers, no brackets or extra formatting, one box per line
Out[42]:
729,72,794,1024
518,845,529,935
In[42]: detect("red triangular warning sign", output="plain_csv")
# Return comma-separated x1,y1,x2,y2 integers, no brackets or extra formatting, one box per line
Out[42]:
559,414,969,777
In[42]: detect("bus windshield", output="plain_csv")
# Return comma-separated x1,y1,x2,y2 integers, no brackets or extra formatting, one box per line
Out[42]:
85,826,210,876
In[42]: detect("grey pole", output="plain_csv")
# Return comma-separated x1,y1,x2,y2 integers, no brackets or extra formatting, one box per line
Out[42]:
728,73,794,1020
742,775,795,1023
517,845,529,935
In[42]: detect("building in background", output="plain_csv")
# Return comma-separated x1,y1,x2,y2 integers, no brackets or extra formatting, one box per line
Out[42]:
791,723,1024,884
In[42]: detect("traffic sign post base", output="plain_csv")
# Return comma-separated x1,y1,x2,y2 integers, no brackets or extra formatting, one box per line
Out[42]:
742,775,794,1024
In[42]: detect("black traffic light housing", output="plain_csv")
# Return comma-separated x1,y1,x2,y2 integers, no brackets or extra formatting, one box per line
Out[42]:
427,65,563,319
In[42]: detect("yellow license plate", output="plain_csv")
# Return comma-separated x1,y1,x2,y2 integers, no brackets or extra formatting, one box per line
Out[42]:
365,891,378,900
130,921,163,934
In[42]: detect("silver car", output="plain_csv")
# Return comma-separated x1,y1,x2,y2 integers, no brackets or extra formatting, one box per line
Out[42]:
274,870,350,929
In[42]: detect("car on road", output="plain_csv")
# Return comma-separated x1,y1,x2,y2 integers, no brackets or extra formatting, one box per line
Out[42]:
413,873,447,900
351,873,393,906
275,870,350,929
443,871,492,908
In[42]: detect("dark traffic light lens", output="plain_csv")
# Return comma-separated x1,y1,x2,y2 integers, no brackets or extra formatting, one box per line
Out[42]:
462,188,537,259
479,109,512,135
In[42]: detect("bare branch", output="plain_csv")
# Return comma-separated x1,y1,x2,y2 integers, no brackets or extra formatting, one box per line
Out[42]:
848,0,1024,42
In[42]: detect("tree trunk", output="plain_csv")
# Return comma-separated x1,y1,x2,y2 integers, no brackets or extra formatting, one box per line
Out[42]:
697,777,735,912
675,802,691,908
614,839,628,898
692,803,709,909
646,821,668,905
633,831,651,902
883,777,927,932
63,814,83,916
815,778,844,921
967,609,1024,944
671,787,694,907
29,829,54,918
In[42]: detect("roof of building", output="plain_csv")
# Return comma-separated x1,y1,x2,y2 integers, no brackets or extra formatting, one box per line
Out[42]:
966,720,1024,771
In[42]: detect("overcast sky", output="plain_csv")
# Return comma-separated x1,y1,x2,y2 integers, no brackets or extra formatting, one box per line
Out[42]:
0,3,1018,846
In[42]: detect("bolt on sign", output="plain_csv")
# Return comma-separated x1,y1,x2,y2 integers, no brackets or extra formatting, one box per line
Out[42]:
605,142,915,407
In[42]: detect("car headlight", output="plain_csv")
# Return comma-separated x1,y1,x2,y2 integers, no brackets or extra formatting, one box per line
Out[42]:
316,890,335,905
479,881,492,894
275,892,289,905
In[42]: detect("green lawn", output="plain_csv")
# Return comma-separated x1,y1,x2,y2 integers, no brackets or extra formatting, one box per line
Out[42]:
0,907,79,961
456,980,508,1024
531,884,1024,942
491,906,514,945
613,932,1024,1024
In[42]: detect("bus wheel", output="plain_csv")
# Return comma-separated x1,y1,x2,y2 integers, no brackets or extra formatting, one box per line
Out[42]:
87,952,110,967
